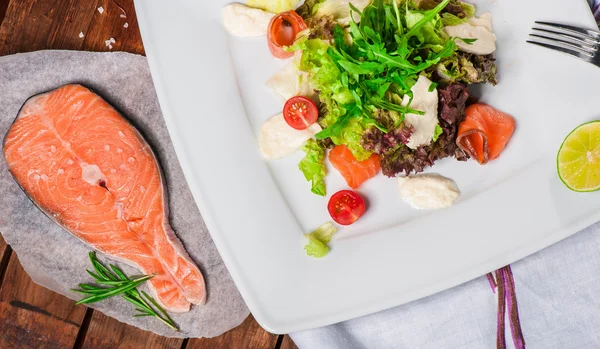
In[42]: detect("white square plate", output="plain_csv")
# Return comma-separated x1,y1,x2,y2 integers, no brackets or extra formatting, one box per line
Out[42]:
135,0,600,334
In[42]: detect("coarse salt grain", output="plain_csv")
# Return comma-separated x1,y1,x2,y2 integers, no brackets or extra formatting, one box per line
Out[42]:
105,37,116,50
120,14,126,18
104,145,110,151
123,22,129,29
79,32,84,38
97,6,104,14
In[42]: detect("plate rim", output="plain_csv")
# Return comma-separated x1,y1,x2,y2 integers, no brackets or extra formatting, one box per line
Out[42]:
134,0,599,334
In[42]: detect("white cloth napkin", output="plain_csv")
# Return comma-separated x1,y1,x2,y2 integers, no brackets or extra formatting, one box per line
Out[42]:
291,3,600,347
291,222,600,348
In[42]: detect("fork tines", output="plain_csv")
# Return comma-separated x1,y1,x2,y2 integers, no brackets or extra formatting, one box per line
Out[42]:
527,21,600,65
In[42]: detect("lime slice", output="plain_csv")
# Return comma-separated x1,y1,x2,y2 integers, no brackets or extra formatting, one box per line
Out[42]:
557,121,600,192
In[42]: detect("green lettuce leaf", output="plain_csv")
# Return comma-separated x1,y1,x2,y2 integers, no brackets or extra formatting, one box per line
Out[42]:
296,39,354,105
246,0,301,13
461,1,476,18
314,0,371,24
441,13,466,26
330,117,373,161
441,1,477,26
436,52,497,85
299,140,327,196
405,9,445,49
296,0,327,18
292,0,459,172
304,222,337,258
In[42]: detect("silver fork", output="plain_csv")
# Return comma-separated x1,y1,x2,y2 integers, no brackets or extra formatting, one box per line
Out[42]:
527,21,600,67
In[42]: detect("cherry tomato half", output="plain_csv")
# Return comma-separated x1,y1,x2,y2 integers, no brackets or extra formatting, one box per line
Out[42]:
327,190,366,226
283,96,319,130
267,11,307,59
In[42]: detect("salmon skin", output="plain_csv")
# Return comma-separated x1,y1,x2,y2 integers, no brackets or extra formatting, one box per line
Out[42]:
3,84,206,313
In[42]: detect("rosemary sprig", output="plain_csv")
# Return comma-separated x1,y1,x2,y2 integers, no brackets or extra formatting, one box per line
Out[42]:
73,252,178,331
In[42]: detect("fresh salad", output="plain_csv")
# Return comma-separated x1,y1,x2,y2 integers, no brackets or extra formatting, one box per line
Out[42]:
223,0,516,257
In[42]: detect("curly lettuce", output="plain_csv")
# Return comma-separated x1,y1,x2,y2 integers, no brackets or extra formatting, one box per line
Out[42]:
330,117,373,161
295,38,353,105
299,139,327,196
435,53,497,85
304,222,337,258
441,0,476,26
246,0,301,13
296,0,327,18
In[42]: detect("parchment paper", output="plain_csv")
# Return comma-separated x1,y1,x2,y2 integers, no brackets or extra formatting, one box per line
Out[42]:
0,50,249,338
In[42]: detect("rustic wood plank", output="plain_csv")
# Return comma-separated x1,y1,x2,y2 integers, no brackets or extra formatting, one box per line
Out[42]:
0,0,78,54
0,0,10,26
80,0,144,54
0,236,7,262
81,310,183,349
0,0,143,56
186,315,278,349
0,254,88,348
0,236,10,287
279,335,299,349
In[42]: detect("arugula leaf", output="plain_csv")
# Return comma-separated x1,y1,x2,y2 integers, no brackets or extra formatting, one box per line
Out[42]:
405,0,451,38
458,38,477,45
428,82,438,92
316,111,352,139
316,103,362,140
299,140,327,196
433,124,444,142
291,0,461,163
330,117,373,161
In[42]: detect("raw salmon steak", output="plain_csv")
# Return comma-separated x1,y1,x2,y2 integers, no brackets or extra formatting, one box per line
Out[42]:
3,84,206,313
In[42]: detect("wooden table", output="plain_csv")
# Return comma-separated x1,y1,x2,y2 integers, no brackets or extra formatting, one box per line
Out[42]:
0,1,298,348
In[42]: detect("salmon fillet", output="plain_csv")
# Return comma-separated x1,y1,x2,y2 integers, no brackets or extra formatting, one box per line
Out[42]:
3,84,206,313
329,145,381,189
456,103,516,165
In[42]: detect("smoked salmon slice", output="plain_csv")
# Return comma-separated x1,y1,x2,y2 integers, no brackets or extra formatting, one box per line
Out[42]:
456,103,515,165
3,84,206,313
329,145,381,189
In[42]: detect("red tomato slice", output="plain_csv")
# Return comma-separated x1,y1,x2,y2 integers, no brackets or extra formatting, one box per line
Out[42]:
327,190,366,226
267,11,307,59
283,96,319,130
